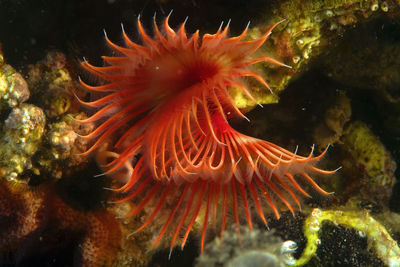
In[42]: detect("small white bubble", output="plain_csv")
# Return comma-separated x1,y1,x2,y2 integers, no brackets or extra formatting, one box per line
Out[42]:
371,3,379,11
325,10,334,17
281,240,298,266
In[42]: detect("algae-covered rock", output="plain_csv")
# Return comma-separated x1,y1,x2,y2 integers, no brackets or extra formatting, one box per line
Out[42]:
269,0,400,69
340,121,396,205
0,64,30,111
313,91,351,149
342,121,396,188
26,51,77,118
0,43,3,67
236,0,400,110
0,50,90,182
35,113,93,179
294,208,399,267
321,18,400,95
0,103,46,181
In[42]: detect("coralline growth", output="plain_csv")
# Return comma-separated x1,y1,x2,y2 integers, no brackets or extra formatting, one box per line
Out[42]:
0,180,121,266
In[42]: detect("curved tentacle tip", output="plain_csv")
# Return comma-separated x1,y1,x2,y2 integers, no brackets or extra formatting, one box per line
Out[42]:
313,144,333,160
73,151,90,157
271,18,287,32
72,90,83,103
94,172,108,178
277,18,287,25
126,231,137,239
73,131,87,138
183,16,189,24
334,166,343,172
218,21,224,31
282,63,293,69
67,113,77,121
104,187,118,192
293,145,299,155
168,248,174,260
227,18,232,27
325,143,331,151
266,20,283,35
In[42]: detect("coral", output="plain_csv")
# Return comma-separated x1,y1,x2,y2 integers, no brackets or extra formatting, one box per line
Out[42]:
196,226,295,267
0,180,121,266
0,103,46,181
110,202,159,267
293,208,400,267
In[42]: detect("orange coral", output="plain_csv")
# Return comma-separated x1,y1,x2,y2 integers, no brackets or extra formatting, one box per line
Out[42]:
0,181,120,266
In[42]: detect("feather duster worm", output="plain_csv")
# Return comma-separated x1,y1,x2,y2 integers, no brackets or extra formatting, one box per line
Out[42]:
77,15,335,252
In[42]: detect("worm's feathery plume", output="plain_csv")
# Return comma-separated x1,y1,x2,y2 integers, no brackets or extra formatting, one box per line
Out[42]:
78,16,334,252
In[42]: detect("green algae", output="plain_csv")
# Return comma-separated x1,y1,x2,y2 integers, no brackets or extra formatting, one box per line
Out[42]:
342,121,396,188
234,0,399,110
293,208,400,267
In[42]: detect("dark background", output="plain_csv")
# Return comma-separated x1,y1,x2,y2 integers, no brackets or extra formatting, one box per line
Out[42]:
0,0,275,68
